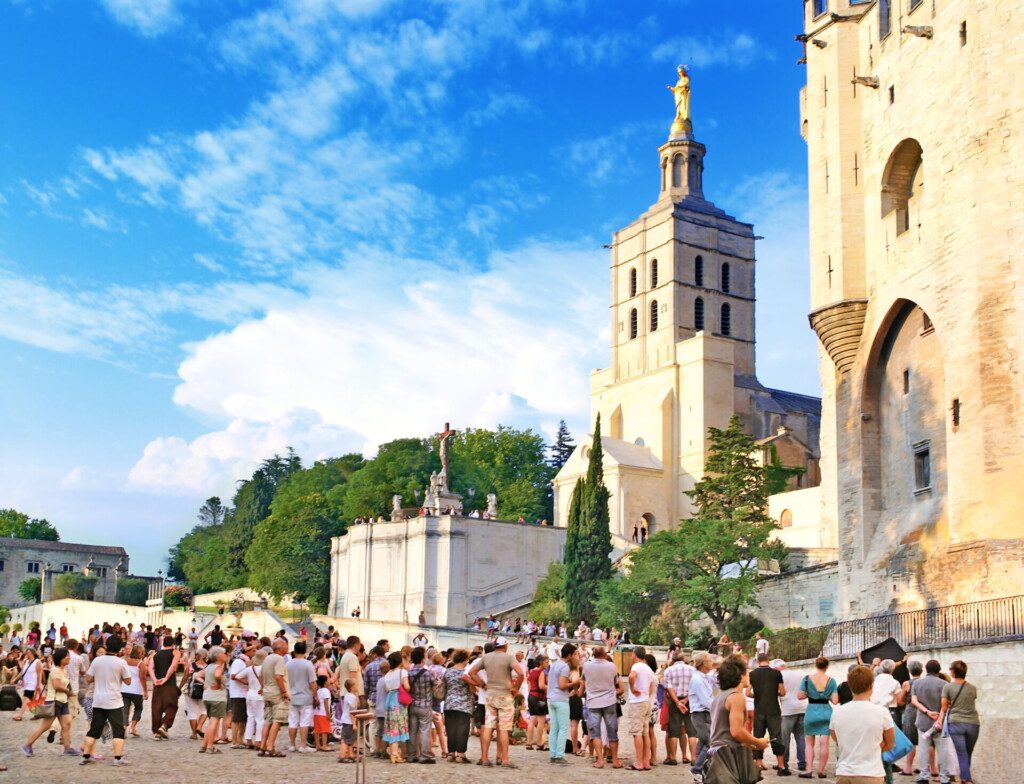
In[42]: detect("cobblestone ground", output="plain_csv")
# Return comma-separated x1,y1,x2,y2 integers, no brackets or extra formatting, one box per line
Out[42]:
0,700,848,783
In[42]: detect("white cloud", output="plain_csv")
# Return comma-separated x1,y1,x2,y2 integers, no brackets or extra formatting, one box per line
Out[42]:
651,32,767,69
81,207,126,233
0,269,294,359
101,0,181,38
466,92,531,127
563,123,650,186
127,240,608,494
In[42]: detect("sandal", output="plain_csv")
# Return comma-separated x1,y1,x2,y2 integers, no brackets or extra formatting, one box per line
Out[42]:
264,750,286,758
625,764,647,771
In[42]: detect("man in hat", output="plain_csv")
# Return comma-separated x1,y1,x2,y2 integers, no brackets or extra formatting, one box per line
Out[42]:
465,636,524,768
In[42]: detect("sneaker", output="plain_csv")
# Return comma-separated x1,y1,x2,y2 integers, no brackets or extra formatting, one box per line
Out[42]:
420,758,436,764
79,757,92,765
550,757,569,764
112,758,129,766
156,726,169,739
20,745,33,757
63,748,82,756
288,746,299,753
778,770,793,777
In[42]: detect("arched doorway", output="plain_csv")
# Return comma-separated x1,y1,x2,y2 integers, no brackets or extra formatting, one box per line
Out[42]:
641,512,656,543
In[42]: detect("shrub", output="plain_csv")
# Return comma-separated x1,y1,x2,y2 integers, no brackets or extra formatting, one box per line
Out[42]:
17,578,41,604
12,623,23,633
163,584,193,609
53,573,98,601
724,612,765,644
0,624,9,636
115,578,149,607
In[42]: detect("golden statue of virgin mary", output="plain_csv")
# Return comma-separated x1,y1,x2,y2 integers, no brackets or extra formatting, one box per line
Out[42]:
666,65,692,136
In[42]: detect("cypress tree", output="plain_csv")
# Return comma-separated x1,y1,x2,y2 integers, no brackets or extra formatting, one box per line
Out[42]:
563,415,613,623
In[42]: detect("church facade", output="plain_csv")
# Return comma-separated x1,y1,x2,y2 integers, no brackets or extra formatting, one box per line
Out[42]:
553,111,825,554
801,0,1024,616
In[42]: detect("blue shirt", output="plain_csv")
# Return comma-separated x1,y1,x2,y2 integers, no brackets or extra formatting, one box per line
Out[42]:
547,659,571,703
689,670,713,713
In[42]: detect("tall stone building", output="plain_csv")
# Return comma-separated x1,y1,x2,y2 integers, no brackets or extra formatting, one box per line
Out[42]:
801,0,1024,616
0,538,128,608
553,106,824,551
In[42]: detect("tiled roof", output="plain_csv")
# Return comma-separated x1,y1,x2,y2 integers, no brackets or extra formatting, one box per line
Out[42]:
0,538,127,557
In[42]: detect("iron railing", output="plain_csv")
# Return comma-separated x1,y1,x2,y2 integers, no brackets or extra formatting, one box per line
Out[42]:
820,594,1024,659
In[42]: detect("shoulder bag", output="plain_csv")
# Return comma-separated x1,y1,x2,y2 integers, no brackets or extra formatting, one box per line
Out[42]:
941,683,965,738
188,671,204,701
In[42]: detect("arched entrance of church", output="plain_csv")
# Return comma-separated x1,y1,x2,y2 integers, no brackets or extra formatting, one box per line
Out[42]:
641,512,655,541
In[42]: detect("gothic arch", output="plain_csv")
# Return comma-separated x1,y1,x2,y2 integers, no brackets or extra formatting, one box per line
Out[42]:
859,298,947,555
881,139,923,234
672,154,684,188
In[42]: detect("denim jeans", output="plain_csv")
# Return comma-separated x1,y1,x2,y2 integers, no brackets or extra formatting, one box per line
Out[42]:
407,704,433,760
690,710,712,773
947,722,979,783
781,713,806,770
548,701,570,760
586,704,619,743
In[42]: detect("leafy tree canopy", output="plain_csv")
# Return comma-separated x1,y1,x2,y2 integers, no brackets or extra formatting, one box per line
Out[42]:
341,439,437,519
18,577,41,604
116,577,150,607
595,416,786,637
53,572,97,601
0,509,60,541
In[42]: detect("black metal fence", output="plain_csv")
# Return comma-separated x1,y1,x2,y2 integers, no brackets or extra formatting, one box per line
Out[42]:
820,594,1024,659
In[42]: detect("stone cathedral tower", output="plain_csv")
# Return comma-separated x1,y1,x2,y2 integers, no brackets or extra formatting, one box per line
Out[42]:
554,81,823,551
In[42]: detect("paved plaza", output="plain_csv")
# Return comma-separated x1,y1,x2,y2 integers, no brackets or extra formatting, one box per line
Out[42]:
0,704,840,783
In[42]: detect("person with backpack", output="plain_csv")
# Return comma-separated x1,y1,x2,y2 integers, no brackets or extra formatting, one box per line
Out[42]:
182,650,209,740
11,648,42,722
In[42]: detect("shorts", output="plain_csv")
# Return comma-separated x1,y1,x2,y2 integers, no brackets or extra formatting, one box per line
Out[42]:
485,694,515,731
624,701,652,736
342,723,356,744
230,697,248,724
23,690,34,701
204,700,228,719
587,704,619,743
54,701,70,718
666,700,695,737
88,706,126,740
288,703,314,728
183,697,205,720
264,698,289,725
527,695,548,716
313,714,331,734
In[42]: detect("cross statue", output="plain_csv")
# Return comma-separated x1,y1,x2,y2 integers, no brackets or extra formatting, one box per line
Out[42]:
436,422,456,492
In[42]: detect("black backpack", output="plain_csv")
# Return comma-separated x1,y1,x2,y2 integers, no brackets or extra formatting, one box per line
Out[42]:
0,685,23,711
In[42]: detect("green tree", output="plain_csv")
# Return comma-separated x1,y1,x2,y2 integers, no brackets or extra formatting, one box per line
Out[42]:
448,427,553,520
163,584,193,609
18,577,41,603
245,456,362,608
562,415,612,624
548,420,576,470
53,572,98,601
0,509,60,541
173,524,238,594
341,439,437,519
116,577,149,606
197,496,227,527
608,416,784,637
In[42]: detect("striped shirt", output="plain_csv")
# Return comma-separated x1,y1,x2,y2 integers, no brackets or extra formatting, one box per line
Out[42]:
661,661,695,697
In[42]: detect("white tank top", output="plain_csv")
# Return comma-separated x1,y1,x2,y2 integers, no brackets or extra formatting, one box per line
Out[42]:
21,661,39,691
123,663,143,696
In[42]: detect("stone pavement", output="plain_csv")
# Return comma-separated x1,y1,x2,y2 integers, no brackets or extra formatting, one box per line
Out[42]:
0,702,847,783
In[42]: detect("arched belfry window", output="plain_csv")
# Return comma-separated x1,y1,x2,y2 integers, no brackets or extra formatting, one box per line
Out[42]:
651,259,659,288
721,303,732,336
650,300,658,331
629,308,638,339
672,154,684,188
695,255,704,287
721,262,731,294
881,139,923,236
629,268,637,298
694,297,705,330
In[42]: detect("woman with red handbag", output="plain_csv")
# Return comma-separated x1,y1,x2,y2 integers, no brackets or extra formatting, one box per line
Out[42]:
382,651,411,763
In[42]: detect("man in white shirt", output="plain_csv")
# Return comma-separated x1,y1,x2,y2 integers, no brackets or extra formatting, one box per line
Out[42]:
776,659,808,774
830,665,895,784
80,634,132,766
592,626,605,642
228,645,251,748
545,637,561,661
339,635,364,704
626,646,655,770
755,632,769,658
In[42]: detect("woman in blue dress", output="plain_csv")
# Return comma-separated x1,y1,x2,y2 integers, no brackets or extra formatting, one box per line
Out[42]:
797,656,838,779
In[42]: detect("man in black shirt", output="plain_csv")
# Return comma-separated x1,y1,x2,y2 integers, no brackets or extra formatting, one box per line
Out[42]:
148,635,182,740
748,653,787,775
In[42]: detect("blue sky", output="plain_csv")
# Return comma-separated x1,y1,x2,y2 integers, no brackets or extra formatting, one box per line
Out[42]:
0,0,817,574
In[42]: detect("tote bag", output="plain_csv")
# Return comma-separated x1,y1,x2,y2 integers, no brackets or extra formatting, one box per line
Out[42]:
882,726,913,764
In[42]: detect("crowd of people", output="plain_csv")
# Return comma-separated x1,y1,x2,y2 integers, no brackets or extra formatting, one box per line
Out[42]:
0,619,983,784
471,616,630,648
